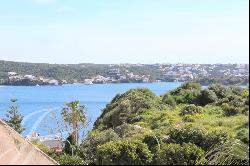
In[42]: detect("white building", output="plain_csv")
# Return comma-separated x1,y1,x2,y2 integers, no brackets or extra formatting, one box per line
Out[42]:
8,72,18,77
24,75,36,80
49,79,59,85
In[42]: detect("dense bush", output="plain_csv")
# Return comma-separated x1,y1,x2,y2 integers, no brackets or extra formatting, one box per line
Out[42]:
181,82,202,90
49,153,88,165
114,123,148,138
79,129,119,163
162,94,176,107
169,82,201,104
77,83,249,165
182,114,203,122
167,126,205,148
180,104,203,116
236,128,249,145
94,88,164,129
96,139,153,165
208,84,231,99
243,94,249,114
155,143,205,165
167,126,228,151
202,131,228,151
142,133,162,153
222,103,241,116
198,89,218,106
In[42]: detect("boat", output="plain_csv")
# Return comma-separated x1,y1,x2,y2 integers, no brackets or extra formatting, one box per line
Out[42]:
36,84,40,86
84,80,94,85
84,82,94,85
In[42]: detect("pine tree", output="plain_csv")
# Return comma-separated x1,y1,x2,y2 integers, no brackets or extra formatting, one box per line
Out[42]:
5,99,25,134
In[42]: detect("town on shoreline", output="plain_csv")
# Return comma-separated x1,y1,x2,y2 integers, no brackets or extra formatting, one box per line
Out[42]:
0,61,249,86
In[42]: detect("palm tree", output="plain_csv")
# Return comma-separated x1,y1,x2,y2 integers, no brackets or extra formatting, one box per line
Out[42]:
61,100,87,147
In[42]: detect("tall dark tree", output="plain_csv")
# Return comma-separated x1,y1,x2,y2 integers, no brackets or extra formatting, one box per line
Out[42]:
5,99,25,134
64,134,77,156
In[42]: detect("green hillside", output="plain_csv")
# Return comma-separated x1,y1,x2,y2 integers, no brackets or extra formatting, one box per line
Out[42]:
0,60,248,85
0,60,162,82
70,83,249,165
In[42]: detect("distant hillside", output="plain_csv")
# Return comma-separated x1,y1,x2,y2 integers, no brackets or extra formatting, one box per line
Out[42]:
0,60,116,81
0,60,163,83
0,60,248,85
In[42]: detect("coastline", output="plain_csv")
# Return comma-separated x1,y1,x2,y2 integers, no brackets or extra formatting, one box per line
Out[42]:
0,81,174,87
0,81,248,87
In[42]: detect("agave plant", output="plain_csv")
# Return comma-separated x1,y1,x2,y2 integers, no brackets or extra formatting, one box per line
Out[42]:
205,139,249,165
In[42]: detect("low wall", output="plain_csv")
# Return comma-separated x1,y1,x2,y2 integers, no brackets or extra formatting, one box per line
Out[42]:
0,119,58,165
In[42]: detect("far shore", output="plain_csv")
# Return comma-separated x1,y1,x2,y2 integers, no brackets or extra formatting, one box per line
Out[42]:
0,82,248,87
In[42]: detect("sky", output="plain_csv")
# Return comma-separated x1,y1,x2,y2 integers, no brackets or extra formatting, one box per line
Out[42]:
0,0,249,64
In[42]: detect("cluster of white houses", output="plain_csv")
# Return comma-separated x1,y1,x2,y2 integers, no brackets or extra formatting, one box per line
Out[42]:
3,70,151,86
7,72,61,86
84,68,151,84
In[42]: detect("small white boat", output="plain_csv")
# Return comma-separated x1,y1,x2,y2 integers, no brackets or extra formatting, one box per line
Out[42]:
36,84,40,86
84,82,94,85
84,80,94,85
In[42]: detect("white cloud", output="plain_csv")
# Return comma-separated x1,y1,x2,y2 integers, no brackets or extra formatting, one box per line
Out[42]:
56,7,73,13
32,0,56,4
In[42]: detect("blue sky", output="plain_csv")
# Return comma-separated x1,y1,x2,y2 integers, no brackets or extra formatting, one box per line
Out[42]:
0,0,249,64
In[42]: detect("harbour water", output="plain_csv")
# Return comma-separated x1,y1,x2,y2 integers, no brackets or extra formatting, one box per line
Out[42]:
0,82,182,136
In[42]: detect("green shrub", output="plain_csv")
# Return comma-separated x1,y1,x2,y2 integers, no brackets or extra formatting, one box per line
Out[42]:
80,84,249,165
222,103,241,116
230,86,244,96
31,140,50,154
114,123,148,138
180,104,203,116
198,89,218,106
208,84,231,99
236,128,249,145
167,126,205,148
182,114,203,122
155,143,205,165
202,131,228,151
79,129,119,163
162,94,176,107
142,133,162,153
169,82,202,104
204,106,224,115
49,153,88,165
180,82,202,91
96,139,153,165
167,127,228,151
94,88,164,129
243,95,249,114
183,90,201,104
